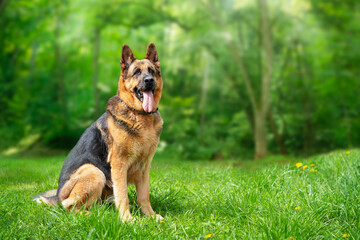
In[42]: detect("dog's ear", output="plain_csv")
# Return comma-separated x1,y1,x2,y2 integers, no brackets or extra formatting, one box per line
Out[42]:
145,43,160,68
121,44,135,70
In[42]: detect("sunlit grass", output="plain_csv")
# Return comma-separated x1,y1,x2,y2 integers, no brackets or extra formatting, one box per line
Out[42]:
0,150,359,239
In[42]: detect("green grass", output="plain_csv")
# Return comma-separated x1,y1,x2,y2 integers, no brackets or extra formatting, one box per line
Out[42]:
0,150,359,239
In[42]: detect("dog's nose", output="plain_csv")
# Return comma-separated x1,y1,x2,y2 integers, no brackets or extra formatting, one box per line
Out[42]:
144,77,155,90
144,77,155,85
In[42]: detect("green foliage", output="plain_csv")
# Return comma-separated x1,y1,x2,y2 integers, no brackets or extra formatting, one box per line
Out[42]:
1,150,359,238
1,0,359,158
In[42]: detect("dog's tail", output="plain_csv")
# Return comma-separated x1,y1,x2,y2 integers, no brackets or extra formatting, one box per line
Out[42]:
33,189,59,206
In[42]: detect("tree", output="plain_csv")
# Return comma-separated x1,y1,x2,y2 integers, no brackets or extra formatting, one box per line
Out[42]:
196,0,274,159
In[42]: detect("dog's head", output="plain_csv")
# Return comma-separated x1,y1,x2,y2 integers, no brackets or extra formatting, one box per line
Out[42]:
118,43,162,113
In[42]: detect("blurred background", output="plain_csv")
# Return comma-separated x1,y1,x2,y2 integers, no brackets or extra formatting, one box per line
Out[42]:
0,0,359,160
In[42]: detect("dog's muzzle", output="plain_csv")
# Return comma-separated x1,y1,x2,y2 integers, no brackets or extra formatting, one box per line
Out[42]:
134,76,156,113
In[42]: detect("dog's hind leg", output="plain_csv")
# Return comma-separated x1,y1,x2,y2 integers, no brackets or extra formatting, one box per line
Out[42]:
58,164,106,211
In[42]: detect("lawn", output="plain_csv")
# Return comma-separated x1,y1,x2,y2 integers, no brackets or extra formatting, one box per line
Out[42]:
0,150,359,239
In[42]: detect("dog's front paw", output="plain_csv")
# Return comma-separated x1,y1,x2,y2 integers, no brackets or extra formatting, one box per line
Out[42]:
120,211,135,223
155,214,164,221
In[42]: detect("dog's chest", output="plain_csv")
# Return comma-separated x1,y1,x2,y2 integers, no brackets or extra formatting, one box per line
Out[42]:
127,126,159,161
107,114,162,173
125,125,160,182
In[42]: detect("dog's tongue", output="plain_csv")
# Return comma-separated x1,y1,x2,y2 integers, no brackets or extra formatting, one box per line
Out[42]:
142,91,154,113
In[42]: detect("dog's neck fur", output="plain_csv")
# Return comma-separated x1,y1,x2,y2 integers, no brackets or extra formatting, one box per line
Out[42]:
106,96,161,125
117,96,158,115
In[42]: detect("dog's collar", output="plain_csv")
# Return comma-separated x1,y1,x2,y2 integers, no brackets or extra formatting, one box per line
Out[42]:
118,96,158,115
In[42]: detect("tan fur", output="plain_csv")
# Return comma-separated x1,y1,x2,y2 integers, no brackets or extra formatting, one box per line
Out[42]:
59,164,106,211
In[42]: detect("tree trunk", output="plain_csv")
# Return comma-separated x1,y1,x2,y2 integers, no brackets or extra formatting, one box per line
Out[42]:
92,27,101,119
28,40,37,87
254,0,273,160
199,51,209,137
205,0,273,160
254,109,267,160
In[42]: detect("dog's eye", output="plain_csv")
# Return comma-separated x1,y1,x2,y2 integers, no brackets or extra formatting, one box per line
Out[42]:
133,69,141,76
148,67,154,75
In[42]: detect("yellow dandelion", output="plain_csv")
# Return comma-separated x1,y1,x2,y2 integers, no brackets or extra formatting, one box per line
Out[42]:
205,234,212,238
310,164,315,167
296,163,303,168
290,237,295,240
345,151,350,154
315,169,318,172
343,233,350,237
303,165,308,169
310,169,314,172
295,206,301,210
160,220,164,223
80,210,90,215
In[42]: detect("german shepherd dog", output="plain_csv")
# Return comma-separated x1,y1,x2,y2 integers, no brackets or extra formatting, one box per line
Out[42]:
33,43,163,222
